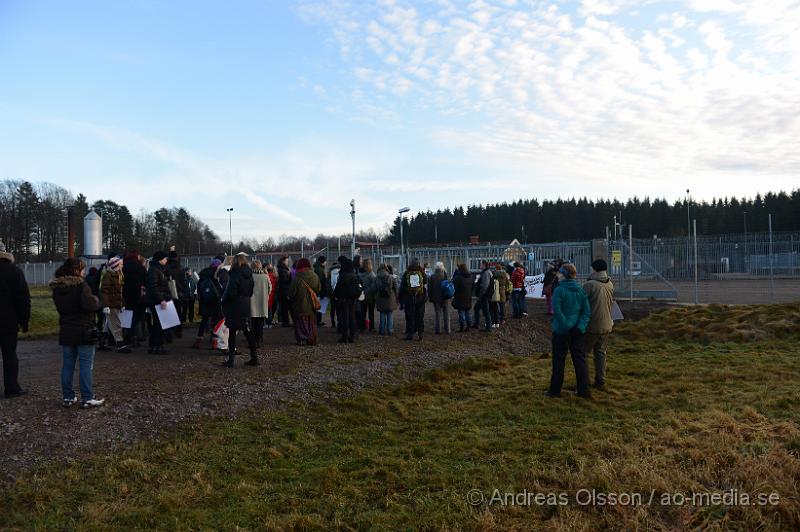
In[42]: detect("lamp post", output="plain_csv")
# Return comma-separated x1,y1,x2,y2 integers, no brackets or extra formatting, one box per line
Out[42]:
399,207,410,272
686,189,691,279
350,199,356,258
226,208,234,256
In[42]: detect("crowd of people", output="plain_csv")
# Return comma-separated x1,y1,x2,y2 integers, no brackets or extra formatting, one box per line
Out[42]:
0,241,615,408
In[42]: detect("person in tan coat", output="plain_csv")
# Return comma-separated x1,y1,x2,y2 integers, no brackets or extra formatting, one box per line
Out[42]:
249,260,271,348
583,259,614,388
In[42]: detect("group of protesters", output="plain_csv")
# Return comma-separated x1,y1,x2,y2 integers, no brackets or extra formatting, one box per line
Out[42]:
0,240,614,408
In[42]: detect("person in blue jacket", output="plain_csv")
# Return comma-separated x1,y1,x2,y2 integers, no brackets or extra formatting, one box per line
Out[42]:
545,262,592,399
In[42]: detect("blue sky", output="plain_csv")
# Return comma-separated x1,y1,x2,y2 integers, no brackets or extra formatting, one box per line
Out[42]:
1,0,798,242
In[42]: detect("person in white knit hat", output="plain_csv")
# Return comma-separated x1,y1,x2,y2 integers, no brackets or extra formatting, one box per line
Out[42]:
100,256,131,353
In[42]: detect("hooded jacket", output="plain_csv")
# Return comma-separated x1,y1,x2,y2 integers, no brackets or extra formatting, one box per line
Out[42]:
288,267,322,318
221,265,254,330
375,269,398,312
313,260,329,298
451,269,474,311
197,266,222,317
333,259,362,301
551,279,591,335
583,271,614,334
427,270,447,304
50,275,101,346
145,262,172,307
0,259,31,334
475,267,493,299
100,269,124,309
122,258,146,308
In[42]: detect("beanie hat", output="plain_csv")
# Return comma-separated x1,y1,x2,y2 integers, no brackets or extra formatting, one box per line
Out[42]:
296,258,312,270
591,259,608,272
210,259,222,269
108,257,123,271
152,251,168,262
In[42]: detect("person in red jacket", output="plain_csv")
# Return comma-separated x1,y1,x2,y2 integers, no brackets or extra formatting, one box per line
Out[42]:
266,263,278,327
510,262,528,319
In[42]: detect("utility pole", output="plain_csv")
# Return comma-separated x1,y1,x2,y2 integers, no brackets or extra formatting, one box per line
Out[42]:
350,199,356,258
399,207,410,272
226,208,234,256
693,219,698,304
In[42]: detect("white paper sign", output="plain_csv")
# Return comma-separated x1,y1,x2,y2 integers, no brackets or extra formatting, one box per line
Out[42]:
330,270,339,290
155,300,181,329
319,297,330,315
409,273,421,288
524,274,545,299
611,300,624,321
119,309,134,329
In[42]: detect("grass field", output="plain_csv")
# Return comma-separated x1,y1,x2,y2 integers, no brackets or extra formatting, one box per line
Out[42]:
20,286,59,339
2,305,798,530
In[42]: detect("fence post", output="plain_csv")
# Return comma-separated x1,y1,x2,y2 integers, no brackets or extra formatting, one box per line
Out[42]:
769,214,774,302
693,219,698,304
629,224,633,303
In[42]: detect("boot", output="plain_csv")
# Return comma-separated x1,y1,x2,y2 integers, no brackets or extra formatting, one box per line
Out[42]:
244,349,259,366
115,340,132,353
222,353,235,368
97,333,111,352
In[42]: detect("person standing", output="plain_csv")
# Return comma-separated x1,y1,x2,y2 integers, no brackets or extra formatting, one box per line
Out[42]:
313,256,328,328
583,259,615,389
543,259,563,316
50,258,104,408
177,268,196,325
265,263,278,327
145,251,172,355
249,260,270,348
545,263,591,399
333,257,361,343
122,250,147,346
221,253,259,367
100,256,131,353
494,264,511,326
193,259,223,349
276,256,292,328
399,258,428,341
375,264,398,335
510,262,527,319
451,263,474,332
359,258,377,332
165,249,184,339
428,262,452,334
328,258,342,330
288,258,322,346
0,241,30,398
472,261,493,332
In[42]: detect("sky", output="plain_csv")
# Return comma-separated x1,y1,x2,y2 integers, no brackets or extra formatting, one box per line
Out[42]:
0,0,798,242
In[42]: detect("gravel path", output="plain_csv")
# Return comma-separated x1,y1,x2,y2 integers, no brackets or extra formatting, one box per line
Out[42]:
1,303,553,479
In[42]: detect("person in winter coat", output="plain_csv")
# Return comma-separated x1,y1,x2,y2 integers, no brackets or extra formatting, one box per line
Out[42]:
333,257,361,343
177,268,196,324
543,258,564,316
145,251,172,355
100,257,131,353
359,258,377,332
0,241,30,398
428,262,451,334
165,249,185,338
122,250,147,345
313,256,328,327
399,258,428,341
510,262,527,319
493,264,511,326
472,261,493,332
215,255,230,291
220,253,259,367
276,256,292,328
451,263,474,332
583,259,615,388
193,259,223,349
248,260,271,348
328,259,342,329
545,263,591,399
50,258,104,408
375,264,398,335
288,258,322,346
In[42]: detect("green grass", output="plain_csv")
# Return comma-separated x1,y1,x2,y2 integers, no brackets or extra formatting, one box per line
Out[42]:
1,330,798,530
20,285,59,339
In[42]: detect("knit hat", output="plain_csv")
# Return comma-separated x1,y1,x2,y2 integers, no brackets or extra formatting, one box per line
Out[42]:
296,257,312,270
152,250,168,262
0,241,13,263
210,259,222,269
108,257,123,272
591,259,608,272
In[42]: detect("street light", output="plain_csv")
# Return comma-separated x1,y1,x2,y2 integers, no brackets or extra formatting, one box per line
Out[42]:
398,207,410,272
350,199,356,258
226,208,234,256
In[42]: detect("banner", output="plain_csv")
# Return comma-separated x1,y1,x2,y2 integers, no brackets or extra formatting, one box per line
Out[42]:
524,273,545,299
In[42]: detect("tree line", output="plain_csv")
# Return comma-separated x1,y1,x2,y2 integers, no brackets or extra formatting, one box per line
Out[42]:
386,191,800,246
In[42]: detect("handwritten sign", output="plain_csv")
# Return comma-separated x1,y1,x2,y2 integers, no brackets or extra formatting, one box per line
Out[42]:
524,273,545,299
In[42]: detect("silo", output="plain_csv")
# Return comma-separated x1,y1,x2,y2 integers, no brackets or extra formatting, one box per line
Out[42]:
83,210,103,257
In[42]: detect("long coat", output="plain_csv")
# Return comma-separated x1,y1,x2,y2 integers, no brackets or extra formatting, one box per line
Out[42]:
0,260,31,334
250,269,271,319
288,268,322,318
375,270,398,312
122,259,146,308
221,266,254,330
145,262,172,307
100,270,124,309
50,275,100,346
451,270,474,311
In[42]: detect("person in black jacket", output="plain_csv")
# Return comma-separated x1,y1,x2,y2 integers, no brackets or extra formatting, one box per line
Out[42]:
399,258,428,341
276,256,292,328
192,259,223,349
145,251,172,354
451,263,474,332
0,242,30,398
333,257,361,343
221,253,259,367
122,250,147,346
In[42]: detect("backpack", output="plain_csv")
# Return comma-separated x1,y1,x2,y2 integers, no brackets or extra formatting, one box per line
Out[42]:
197,277,219,304
440,279,455,299
405,271,425,296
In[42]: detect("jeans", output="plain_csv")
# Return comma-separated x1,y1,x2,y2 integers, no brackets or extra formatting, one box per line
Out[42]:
584,332,609,386
379,311,394,334
1,331,21,396
61,345,95,401
433,302,451,333
511,290,526,318
472,297,491,330
549,330,590,397
457,309,470,327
